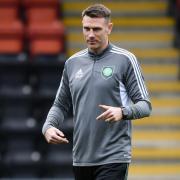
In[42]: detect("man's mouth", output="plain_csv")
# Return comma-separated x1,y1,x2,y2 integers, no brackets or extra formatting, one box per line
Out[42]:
88,40,97,44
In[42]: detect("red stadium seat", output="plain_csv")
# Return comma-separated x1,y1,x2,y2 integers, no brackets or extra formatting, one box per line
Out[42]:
0,4,24,54
22,0,65,58
30,39,63,56
0,0,19,6
23,0,59,7
0,20,24,38
177,0,180,9
27,21,64,39
26,7,57,23
0,22,24,54
0,0,24,55
0,39,23,54
0,7,18,21
27,21,65,56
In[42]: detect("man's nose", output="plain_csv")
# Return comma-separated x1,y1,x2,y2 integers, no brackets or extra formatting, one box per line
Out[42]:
88,29,95,38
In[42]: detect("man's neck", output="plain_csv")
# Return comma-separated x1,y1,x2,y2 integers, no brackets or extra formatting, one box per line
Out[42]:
89,42,109,55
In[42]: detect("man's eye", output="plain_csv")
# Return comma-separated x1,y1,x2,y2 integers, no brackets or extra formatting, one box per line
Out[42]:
84,27,90,31
93,28,101,32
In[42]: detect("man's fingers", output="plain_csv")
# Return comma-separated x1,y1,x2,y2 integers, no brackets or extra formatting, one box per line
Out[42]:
51,135,69,144
49,139,59,145
59,137,69,143
96,110,111,120
55,129,65,137
49,139,67,144
54,134,69,143
99,104,111,110
54,129,69,143
45,128,69,144
105,116,114,122
96,106,122,122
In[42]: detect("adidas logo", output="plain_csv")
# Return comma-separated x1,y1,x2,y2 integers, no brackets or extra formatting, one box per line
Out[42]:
75,69,83,79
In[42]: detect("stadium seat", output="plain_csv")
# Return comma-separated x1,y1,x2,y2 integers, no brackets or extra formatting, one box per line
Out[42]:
27,23,65,59
178,0,180,8
35,71,61,95
27,21,64,39
22,0,65,59
25,10,65,58
0,1,24,58
0,39,23,54
0,20,24,37
0,71,27,94
30,39,63,56
23,0,60,7
25,7,58,23
0,0,19,6
0,7,18,21
43,144,72,167
1,117,38,133
3,137,42,177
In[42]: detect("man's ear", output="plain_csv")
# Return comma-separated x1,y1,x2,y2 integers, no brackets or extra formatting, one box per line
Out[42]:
108,22,113,35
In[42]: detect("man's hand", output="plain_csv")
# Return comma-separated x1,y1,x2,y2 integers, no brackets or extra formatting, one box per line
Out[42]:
96,105,123,122
44,127,69,144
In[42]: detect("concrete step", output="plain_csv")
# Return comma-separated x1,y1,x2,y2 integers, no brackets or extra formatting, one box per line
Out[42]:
68,32,174,42
68,42,174,50
67,28,174,34
151,98,180,108
145,75,178,82
129,176,180,180
67,32,174,49
152,107,180,116
134,140,180,149
67,47,179,58
133,115,180,127
129,163,180,179
106,41,173,49
133,130,180,141
63,17,175,29
143,64,179,81
148,82,180,93
66,26,174,33
131,48,179,59
133,147,180,160
142,64,178,76
63,2,168,17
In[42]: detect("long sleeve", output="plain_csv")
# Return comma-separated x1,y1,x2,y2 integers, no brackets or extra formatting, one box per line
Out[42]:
123,100,151,120
42,63,72,134
122,54,152,120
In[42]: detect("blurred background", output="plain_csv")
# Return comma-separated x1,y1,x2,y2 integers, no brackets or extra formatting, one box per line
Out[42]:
0,0,180,179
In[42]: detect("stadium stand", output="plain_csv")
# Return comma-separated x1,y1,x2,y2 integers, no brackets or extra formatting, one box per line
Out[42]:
0,0,70,178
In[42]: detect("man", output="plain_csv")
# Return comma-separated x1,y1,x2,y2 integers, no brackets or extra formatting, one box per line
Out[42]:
42,4,152,180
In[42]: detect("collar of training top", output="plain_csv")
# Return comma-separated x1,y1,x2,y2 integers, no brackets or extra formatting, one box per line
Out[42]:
88,43,112,60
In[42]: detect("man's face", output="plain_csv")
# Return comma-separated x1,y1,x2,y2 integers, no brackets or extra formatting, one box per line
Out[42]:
82,15,113,53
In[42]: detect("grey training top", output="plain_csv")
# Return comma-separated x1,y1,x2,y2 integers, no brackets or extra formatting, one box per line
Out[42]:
42,43,152,166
